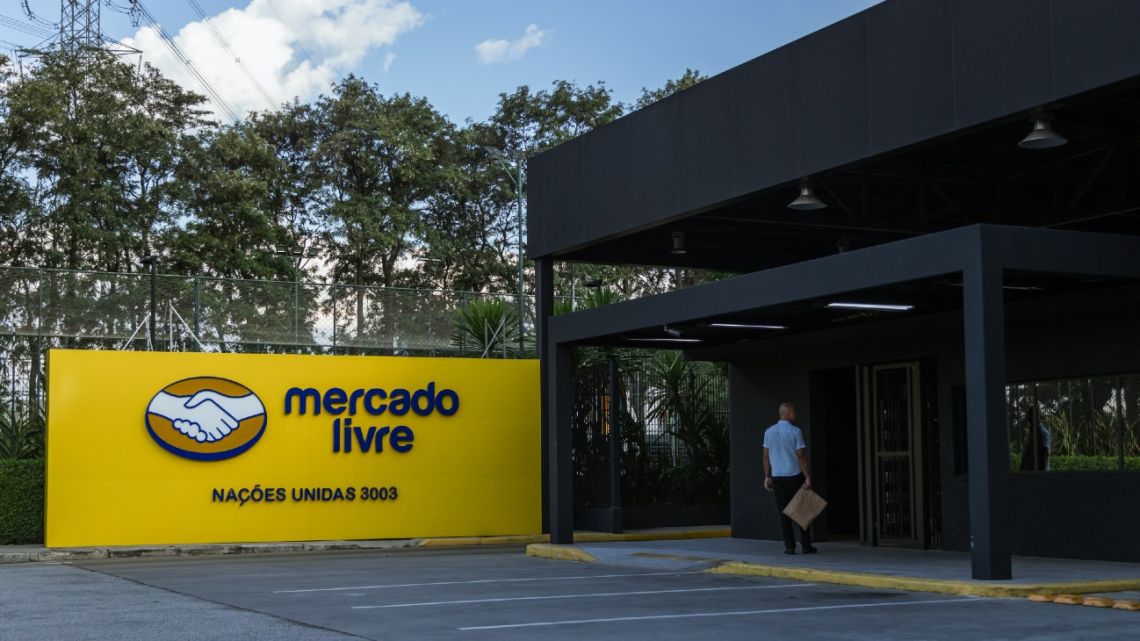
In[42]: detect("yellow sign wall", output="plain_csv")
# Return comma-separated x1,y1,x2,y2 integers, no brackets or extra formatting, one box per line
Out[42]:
46,350,540,547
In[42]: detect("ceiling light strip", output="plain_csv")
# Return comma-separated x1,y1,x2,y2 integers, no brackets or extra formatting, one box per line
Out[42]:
708,323,787,330
826,302,914,312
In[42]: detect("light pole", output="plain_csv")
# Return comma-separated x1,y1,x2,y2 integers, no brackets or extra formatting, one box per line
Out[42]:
485,146,526,354
140,255,159,351
275,244,309,346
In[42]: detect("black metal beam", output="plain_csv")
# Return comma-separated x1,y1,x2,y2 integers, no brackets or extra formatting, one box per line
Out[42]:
549,225,974,345
984,225,1140,278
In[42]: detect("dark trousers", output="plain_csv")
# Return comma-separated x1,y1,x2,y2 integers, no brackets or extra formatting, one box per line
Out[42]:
772,473,812,550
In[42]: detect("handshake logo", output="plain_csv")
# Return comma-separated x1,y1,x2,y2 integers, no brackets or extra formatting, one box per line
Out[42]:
146,377,268,461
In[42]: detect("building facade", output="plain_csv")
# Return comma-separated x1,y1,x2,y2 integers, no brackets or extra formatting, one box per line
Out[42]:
530,0,1140,580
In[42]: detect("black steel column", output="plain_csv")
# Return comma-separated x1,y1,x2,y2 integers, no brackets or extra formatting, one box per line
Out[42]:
607,356,623,533
547,338,574,543
962,260,1012,580
535,258,554,534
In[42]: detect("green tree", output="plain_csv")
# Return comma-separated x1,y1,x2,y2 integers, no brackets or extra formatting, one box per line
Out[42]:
0,55,37,267
6,50,208,272
635,68,707,109
316,77,451,289
491,80,624,154
414,124,517,292
313,77,451,347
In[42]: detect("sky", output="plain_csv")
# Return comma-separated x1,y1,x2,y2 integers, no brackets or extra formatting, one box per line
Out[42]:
3,0,883,124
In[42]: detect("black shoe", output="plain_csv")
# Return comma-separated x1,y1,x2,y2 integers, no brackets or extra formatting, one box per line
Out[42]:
784,548,796,555
802,545,818,554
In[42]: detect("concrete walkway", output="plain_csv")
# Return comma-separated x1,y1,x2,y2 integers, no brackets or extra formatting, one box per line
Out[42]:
527,537,1140,598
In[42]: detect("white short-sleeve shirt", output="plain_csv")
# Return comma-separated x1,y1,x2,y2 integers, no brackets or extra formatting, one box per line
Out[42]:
763,420,806,478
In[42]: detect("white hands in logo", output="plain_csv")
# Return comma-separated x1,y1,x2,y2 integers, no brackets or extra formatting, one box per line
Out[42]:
148,390,265,443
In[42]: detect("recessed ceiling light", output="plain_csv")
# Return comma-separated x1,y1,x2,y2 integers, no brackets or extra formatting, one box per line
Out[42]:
628,338,703,344
826,302,913,312
709,323,787,330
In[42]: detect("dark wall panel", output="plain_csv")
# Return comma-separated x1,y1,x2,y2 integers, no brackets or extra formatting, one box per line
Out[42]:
866,0,955,153
528,0,1140,259
626,98,679,232
792,13,870,176
730,47,797,197
951,0,1054,127
676,73,734,215
525,156,546,254
581,119,632,242
1009,473,1140,562
541,138,584,251
1051,0,1140,97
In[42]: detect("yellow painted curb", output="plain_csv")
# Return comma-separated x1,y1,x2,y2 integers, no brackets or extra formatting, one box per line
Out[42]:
1112,600,1140,611
575,528,731,543
526,543,599,563
412,527,728,549
1081,597,1115,608
707,562,1140,599
1053,595,1084,605
416,535,548,548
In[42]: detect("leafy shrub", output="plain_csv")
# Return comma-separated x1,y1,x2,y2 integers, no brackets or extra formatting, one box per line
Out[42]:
0,459,44,544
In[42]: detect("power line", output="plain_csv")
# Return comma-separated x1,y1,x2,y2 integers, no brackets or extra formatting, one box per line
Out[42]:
183,0,279,111
20,0,57,28
124,0,240,121
0,14,55,40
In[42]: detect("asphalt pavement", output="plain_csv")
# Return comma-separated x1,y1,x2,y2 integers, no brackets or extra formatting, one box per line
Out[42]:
0,546,1134,640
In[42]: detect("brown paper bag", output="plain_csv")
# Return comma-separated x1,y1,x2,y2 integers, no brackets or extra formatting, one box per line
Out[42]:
783,486,827,529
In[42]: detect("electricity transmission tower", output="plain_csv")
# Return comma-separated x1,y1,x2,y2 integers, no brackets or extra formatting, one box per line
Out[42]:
58,0,101,53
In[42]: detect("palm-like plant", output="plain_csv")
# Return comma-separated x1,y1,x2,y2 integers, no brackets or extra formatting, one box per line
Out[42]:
451,297,524,357
0,403,45,460
645,352,729,504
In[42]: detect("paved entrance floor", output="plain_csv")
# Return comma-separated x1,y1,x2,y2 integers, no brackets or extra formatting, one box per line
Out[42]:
529,538,1140,596
0,546,1131,640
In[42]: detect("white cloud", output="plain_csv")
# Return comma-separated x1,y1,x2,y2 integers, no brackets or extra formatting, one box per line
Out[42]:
123,0,424,119
383,52,396,73
475,24,547,64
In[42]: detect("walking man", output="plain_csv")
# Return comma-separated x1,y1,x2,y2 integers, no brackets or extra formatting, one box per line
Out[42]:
763,402,817,554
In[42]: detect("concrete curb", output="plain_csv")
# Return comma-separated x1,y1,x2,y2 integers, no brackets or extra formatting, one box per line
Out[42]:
707,561,1140,598
2,539,422,564
526,543,599,563
1,527,729,564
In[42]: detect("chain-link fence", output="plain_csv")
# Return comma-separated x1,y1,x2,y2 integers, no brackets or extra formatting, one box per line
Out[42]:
0,266,540,355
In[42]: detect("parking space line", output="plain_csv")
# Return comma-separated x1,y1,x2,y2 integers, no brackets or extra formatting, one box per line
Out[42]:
353,583,817,609
457,596,981,630
273,570,703,594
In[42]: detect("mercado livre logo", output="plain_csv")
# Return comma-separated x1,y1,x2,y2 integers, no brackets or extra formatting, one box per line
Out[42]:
145,377,267,461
